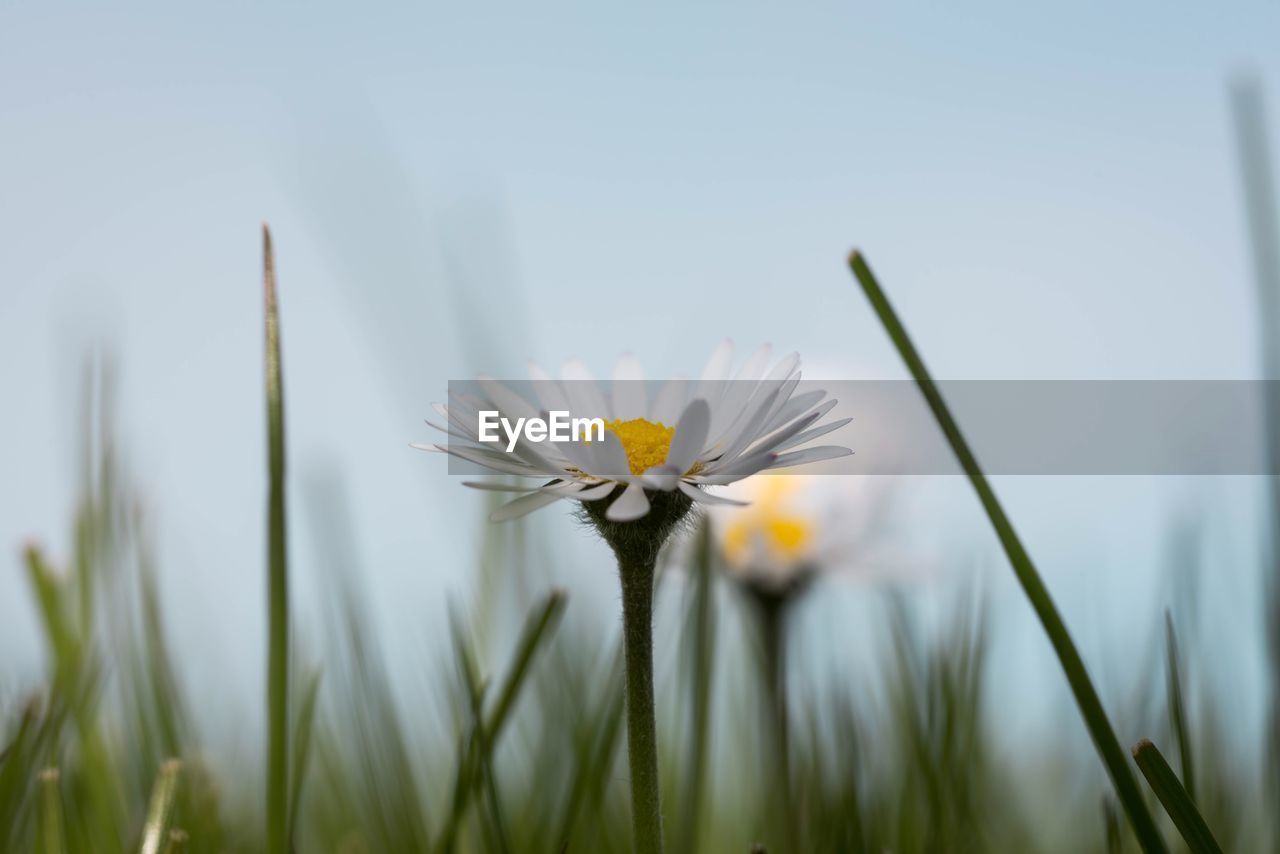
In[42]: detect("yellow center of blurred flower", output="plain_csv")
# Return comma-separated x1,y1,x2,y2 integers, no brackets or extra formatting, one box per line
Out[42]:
722,476,815,568
603,418,675,475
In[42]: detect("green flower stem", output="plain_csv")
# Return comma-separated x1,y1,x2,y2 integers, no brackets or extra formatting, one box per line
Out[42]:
618,554,664,854
848,251,1167,854
751,589,795,852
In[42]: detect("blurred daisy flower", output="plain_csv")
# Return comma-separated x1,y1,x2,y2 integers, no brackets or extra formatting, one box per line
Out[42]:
711,472,900,596
420,341,852,524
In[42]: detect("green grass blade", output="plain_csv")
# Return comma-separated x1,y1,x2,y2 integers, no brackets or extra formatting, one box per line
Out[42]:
24,545,81,689
437,591,566,853
484,589,568,740
161,830,188,854
553,639,626,847
677,519,716,854
1164,613,1195,803
1231,75,1280,809
847,250,1167,854
36,768,66,854
1102,798,1122,854
1132,740,1223,854
262,224,290,854
288,668,322,848
138,759,181,854
0,699,40,843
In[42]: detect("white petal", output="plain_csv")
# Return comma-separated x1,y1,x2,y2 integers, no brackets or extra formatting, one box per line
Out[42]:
556,430,599,474
694,340,734,422
444,391,488,437
650,378,689,426
640,465,682,491
490,491,563,521
425,417,481,444
738,409,823,458
698,449,778,480
677,480,750,505
612,352,648,421
761,389,825,434
572,481,619,501
754,372,803,435
591,430,634,479
665,398,711,474
478,376,541,423
436,443,547,476
528,363,571,413
699,339,735,382
774,416,852,453
463,479,555,492
764,351,800,383
712,387,781,464
732,343,773,383
766,445,853,470
560,359,612,420
606,483,651,521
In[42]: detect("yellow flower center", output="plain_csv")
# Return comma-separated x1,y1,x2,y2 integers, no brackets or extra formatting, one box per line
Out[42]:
721,476,816,568
603,418,675,476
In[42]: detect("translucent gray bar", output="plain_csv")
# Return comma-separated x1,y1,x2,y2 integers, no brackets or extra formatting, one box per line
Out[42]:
435,380,1280,476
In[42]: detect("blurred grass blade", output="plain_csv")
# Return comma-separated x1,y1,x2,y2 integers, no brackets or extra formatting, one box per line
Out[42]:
0,700,40,841
1231,75,1280,807
263,223,291,854
36,768,66,854
554,639,626,846
24,545,80,687
438,591,567,853
139,759,181,854
1103,798,1122,854
678,519,716,854
1132,740,1223,854
1164,612,1195,802
848,250,1166,853
289,668,322,848
161,830,188,854
485,589,568,739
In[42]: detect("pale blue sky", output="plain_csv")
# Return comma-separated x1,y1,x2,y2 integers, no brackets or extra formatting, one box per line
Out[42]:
2,3,1279,754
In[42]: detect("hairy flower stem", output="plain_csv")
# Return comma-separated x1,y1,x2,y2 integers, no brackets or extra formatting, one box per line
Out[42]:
582,488,693,854
752,589,796,852
618,555,664,854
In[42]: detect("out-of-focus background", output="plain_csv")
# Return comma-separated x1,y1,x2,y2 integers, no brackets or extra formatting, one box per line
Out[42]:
4,3,1280,851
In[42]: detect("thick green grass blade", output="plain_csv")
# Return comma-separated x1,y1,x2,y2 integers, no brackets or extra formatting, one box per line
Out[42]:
36,768,66,854
1132,740,1223,854
138,759,181,854
847,251,1167,854
262,224,290,854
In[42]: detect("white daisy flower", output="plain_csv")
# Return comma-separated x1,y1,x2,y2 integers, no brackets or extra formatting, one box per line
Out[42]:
418,341,852,524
